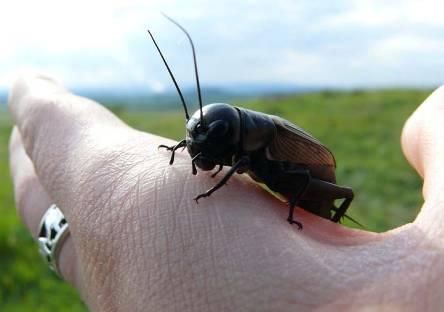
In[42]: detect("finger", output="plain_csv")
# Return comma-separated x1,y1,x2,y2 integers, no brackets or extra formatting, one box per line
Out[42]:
401,87,444,196
9,127,78,284
7,75,155,217
401,86,444,235
8,74,128,162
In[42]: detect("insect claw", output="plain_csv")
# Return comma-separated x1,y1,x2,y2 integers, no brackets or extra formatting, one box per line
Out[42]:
194,192,209,203
287,218,303,230
158,144,173,151
194,196,201,203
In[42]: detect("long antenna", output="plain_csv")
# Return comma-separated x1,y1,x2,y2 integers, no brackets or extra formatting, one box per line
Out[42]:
343,214,367,230
147,29,190,120
162,13,205,126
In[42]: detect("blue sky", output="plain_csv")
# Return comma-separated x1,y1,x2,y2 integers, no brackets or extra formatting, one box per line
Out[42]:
1,0,443,92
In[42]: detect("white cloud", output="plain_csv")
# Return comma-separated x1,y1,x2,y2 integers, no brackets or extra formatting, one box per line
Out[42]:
371,35,444,62
318,0,444,29
0,0,443,90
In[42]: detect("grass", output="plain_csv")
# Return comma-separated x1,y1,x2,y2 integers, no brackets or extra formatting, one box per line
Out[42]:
0,89,428,310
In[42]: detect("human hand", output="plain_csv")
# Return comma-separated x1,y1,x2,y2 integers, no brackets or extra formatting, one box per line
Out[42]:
9,75,444,311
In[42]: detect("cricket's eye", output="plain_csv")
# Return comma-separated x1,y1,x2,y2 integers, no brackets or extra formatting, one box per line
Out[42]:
195,122,206,134
207,120,229,138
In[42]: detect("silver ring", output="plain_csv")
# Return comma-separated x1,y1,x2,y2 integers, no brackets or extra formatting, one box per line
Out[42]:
37,204,70,277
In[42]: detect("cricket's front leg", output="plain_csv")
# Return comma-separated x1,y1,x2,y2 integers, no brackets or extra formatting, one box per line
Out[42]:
158,139,186,165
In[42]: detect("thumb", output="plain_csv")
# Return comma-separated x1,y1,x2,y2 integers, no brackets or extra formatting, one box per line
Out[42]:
401,86,444,236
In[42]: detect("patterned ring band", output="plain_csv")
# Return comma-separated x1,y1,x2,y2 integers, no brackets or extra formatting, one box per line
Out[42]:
37,204,70,277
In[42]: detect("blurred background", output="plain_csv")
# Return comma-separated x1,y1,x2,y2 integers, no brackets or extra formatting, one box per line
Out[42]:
0,0,442,310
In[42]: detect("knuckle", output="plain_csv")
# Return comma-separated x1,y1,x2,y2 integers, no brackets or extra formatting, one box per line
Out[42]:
18,92,119,164
19,94,62,155
18,93,83,166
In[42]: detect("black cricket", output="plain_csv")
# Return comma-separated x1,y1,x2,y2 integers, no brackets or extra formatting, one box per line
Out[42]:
148,15,354,229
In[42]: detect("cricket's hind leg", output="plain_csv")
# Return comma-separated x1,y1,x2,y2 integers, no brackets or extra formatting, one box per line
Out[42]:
298,200,332,220
301,179,354,223
278,176,354,227
331,190,354,222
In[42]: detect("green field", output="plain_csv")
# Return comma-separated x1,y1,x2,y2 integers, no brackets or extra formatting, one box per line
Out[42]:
0,89,428,310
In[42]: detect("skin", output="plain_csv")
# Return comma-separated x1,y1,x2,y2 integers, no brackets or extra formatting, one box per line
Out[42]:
8,75,444,311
